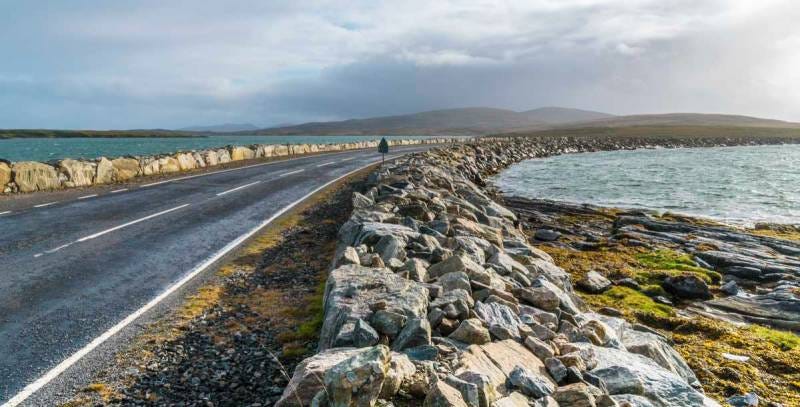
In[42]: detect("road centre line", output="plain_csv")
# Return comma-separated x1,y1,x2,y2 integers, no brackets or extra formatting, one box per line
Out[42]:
33,202,58,208
110,189,128,193
216,181,261,196
317,161,337,167
77,194,98,200
3,162,382,406
279,169,304,177
76,204,190,243
0,211,10,216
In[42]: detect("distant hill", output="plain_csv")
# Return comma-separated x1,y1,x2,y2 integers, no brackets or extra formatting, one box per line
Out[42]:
179,123,260,133
520,107,614,124
559,113,800,129
249,107,615,136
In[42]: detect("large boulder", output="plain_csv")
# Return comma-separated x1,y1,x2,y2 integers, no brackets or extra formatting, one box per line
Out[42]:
158,156,181,174
12,161,62,192
583,344,708,406
0,161,11,191
230,146,255,161
275,347,362,407
322,345,392,407
111,158,140,181
95,157,116,184
58,159,95,187
175,152,197,171
319,265,429,350
662,275,711,300
139,157,160,176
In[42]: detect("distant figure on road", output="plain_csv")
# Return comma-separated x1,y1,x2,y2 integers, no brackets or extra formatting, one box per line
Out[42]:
378,137,389,165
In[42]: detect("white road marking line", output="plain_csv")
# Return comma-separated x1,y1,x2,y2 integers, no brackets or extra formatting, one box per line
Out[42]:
2,163,379,407
33,253,43,258
45,243,72,254
33,202,58,208
340,157,355,162
77,194,98,200
0,211,10,216
317,161,336,167
76,204,190,243
137,149,364,188
279,169,304,177
216,181,261,196
110,188,128,193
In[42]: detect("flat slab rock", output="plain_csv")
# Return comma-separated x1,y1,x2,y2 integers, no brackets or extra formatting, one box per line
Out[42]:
318,264,429,350
455,339,553,400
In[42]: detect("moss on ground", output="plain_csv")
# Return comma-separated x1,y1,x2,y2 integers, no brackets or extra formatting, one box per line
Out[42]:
539,242,800,404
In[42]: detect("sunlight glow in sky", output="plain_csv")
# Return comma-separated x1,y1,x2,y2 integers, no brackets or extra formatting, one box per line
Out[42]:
1,0,798,129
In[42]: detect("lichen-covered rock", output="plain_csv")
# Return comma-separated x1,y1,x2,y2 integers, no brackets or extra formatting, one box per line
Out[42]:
0,161,11,191
323,345,391,407
175,152,197,171
424,380,470,407
158,156,181,174
111,158,140,181
95,157,116,184
450,318,491,345
508,365,556,398
59,159,95,187
319,265,428,350
275,347,362,407
230,146,255,161
12,161,62,192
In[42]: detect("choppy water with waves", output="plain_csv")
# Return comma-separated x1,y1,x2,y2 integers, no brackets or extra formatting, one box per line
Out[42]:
493,144,800,226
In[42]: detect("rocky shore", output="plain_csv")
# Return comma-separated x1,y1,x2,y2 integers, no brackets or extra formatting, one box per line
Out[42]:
275,138,748,406
0,138,451,194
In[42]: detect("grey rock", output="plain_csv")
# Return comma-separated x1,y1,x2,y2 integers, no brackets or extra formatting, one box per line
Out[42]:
319,265,428,350
720,280,739,295
393,317,432,351
424,380,469,407
578,271,612,294
524,336,555,360
508,365,556,398
275,347,362,407
449,318,491,345
371,310,408,337
726,393,759,407
592,366,645,395
353,319,380,347
439,271,472,292
444,375,482,407
534,229,561,241
662,275,711,300
457,371,497,407
545,357,568,383
323,345,390,407
553,383,599,407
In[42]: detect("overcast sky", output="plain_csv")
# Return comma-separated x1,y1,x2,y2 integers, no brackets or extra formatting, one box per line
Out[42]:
1,0,799,129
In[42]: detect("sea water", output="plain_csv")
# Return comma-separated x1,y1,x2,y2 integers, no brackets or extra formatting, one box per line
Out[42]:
493,144,800,226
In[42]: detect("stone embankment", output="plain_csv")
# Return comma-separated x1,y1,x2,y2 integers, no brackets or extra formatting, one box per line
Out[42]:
275,137,749,406
0,138,451,194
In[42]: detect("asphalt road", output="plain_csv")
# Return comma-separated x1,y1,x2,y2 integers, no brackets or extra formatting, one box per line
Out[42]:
0,145,432,405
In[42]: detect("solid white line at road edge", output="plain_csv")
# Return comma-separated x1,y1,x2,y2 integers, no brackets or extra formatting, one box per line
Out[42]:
216,181,261,197
1,163,378,407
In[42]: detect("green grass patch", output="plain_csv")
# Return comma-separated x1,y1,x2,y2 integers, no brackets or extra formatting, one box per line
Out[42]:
587,286,675,318
748,324,800,351
635,249,721,284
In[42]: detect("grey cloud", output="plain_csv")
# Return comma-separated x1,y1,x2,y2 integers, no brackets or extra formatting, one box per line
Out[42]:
0,0,798,129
